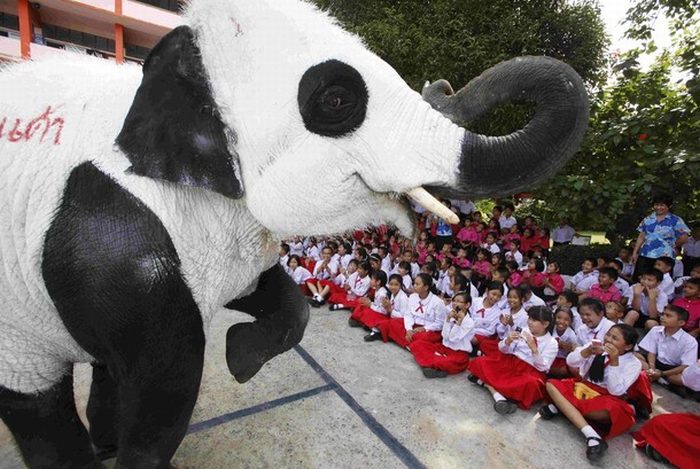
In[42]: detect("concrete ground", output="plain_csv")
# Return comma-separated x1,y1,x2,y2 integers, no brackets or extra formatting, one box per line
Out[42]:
1,305,698,468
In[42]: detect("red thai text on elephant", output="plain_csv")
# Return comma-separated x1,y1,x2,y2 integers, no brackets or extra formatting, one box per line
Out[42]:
0,106,65,145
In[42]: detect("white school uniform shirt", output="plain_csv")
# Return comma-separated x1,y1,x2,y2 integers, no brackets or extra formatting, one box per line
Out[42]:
681,360,700,392
469,282,479,301
306,245,320,261
387,290,409,319
279,254,290,273
312,259,338,280
410,262,420,279
504,250,523,266
289,241,304,257
381,255,392,273
469,297,502,337
334,272,348,287
660,273,675,301
552,225,575,244
638,326,698,367
566,306,583,331
496,283,510,310
498,215,518,230
438,276,453,297
401,274,413,291
289,266,312,285
495,307,527,339
523,293,546,312
616,258,635,278
566,347,642,396
571,270,599,291
370,287,389,315
498,329,558,373
484,243,500,254
614,277,631,300
441,315,476,352
553,327,579,359
347,272,371,297
331,253,341,265
627,286,668,317
575,316,615,346
404,292,448,331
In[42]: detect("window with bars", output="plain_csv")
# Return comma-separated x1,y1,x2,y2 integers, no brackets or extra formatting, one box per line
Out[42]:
136,0,182,13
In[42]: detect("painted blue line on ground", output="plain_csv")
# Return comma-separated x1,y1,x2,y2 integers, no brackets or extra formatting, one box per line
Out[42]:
187,383,335,434
294,344,427,469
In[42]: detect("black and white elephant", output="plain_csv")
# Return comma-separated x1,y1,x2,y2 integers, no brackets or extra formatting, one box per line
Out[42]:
0,0,588,467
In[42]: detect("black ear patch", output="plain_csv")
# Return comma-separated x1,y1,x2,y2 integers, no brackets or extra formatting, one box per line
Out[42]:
298,60,368,138
116,26,243,199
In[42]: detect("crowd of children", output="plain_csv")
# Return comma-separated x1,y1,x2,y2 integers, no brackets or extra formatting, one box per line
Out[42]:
279,204,699,465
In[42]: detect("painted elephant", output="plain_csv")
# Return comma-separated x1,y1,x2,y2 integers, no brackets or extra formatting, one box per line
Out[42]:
0,0,588,467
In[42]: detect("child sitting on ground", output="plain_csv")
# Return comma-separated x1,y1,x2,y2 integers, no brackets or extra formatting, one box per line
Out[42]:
576,298,615,347
607,259,631,305
328,261,372,311
523,258,546,298
571,257,599,295
541,324,642,462
556,291,582,330
549,308,578,378
543,261,565,302
636,305,697,391
654,256,676,301
672,277,700,338
349,270,389,329
410,292,475,378
468,306,558,414
361,274,408,342
625,268,669,330
505,260,523,288
604,301,626,324
583,267,622,304
469,281,505,351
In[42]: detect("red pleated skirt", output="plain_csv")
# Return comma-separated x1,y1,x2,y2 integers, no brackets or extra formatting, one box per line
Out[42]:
633,413,700,469
475,334,499,355
318,279,345,295
411,342,470,374
547,378,635,439
328,292,360,309
350,306,390,329
468,352,547,409
378,318,442,348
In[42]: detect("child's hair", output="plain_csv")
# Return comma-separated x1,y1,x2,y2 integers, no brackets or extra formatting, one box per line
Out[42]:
280,243,290,254
510,239,521,248
452,291,472,306
378,245,389,257
611,324,639,348
555,307,574,325
642,268,663,283
579,297,604,315
505,260,519,272
348,258,359,268
287,254,301,266
342,241,352,253
687,278,700,288
606,301,625,316
358,261,371,273
494,266,510,281
598,267,619,280
371,270,388,289
548,261,560,272
476,248,490,259
387,273,404,292
597,255,612,265
416,272,436,293
583,257,596,266
589,324,638,383
560,290,579,307
508,287,525,301
441,257,453,267
528,306,554,333
656,256,675,270
398,261,411,273
517,284,532,296
531,258,545,272
665,304,689,322
609,259,623,271
485,281,504,295
452,274,469,293
321,246,333,254
355,247,368,261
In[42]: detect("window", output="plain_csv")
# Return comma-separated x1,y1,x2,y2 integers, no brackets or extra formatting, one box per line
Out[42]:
136,0,181,13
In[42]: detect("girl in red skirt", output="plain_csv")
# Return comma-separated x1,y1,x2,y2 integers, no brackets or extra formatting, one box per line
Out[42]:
468,306,557,414
328,261,372,311
633,413,700,469
478,287,527,356
410,292,475,378
362,274,408,342
378,273,448,349
348,270,388,329
549,308,578,378
540,324,641,462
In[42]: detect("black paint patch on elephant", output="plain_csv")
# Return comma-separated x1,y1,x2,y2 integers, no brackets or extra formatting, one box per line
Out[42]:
42,161,205,466
297,60,368,138
117,25,243,199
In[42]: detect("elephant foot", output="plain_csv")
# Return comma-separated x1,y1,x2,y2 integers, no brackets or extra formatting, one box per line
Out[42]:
226,322,291,383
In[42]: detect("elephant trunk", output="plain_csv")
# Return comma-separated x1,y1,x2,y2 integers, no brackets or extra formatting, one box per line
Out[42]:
422,56,589,199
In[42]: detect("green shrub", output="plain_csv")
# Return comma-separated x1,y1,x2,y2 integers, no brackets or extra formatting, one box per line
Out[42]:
549,244,621,275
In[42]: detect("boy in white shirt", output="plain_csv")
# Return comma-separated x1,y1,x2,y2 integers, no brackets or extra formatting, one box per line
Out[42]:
624,269,669,330
571,258,599,294
654,256,676,301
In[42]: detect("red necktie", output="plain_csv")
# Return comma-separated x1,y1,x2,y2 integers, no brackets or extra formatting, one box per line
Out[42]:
415,302,424,314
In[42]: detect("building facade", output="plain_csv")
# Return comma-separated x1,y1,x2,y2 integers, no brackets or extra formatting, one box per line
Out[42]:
0,0,180,63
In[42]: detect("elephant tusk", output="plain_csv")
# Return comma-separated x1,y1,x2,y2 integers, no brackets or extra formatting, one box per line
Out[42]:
407,188,459,225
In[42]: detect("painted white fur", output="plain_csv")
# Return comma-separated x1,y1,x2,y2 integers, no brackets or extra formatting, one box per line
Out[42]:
0,0,467,393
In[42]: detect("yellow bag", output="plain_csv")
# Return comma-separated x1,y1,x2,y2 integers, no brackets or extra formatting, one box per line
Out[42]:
574,382,601,400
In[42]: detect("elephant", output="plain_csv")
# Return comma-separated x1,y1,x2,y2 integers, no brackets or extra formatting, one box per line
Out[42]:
0,0,588,467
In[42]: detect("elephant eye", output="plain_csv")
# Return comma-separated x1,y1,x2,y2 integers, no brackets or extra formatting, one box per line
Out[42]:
298,60,368,138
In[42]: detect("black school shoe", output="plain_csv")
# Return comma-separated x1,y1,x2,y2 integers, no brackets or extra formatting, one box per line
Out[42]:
422,367,448,379
364,331,382,342
493,400,518,415
538,404,557,420
644,444,668,463
585,437,608,461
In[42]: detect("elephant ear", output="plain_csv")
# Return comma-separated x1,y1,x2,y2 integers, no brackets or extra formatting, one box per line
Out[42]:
116,26,243,199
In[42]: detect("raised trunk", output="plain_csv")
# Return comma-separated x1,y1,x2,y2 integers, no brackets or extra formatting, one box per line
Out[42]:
422,56,589,198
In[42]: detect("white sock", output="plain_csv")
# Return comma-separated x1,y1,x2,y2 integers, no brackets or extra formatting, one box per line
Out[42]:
336,304,344,309
371,327,380,332
547,404,559,414
314,294,323,301
581,425,601,445
477,379,484,386
492,392,507,402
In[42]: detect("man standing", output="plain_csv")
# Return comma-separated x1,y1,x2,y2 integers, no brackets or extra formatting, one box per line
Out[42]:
552,217,576,246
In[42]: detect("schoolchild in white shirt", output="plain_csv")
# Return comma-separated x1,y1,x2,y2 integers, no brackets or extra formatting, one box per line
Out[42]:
288,236,304,257
654,256,676,301
349,270,389,328
279,243,291,274
571,258,599,294
549,308,578,378
286,255,312,286
362,274,409,342
575,298,615,347
477,287,527,356
470,281,505,350
542,324,642,462
468,307,558,414
624,268,669,330
397,261,414,293
636,305,698,389
556,291,582,330
306,246,339,306
337,242,354,271
328,261,372,310
410,292,475,378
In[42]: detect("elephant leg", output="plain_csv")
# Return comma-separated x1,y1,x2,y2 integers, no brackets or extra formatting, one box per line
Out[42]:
224,263,309,383
0,370,102,469
87,363,119,459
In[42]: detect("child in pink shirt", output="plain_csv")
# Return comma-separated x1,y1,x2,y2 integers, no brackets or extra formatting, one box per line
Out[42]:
673,278,700,337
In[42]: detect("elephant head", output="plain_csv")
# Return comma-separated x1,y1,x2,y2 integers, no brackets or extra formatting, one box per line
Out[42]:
117,0,588,237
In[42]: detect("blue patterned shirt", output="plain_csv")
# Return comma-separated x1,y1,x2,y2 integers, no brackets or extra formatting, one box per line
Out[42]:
638,212,690,258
